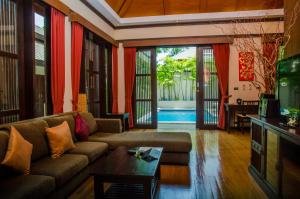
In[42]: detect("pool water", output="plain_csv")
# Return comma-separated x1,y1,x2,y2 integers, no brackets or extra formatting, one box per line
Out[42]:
157,109,217,123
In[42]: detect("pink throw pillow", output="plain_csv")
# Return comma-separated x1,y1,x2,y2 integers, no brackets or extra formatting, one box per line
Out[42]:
74,113,90,141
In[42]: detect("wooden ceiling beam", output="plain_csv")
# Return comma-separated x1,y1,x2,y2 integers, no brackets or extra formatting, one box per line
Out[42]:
121,36,234,47
118,0,133,17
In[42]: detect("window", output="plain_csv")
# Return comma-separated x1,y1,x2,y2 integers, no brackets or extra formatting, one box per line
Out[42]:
33,5,48,117
81,31,112,117
0,0,20,123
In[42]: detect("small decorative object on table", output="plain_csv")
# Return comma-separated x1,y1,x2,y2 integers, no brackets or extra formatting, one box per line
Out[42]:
237,98,242,105
128,147,160,162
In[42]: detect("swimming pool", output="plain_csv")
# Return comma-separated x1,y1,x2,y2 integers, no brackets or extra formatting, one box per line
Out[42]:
157,109,217,123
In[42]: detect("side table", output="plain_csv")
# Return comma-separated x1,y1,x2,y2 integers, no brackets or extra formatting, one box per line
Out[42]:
105,113,129,132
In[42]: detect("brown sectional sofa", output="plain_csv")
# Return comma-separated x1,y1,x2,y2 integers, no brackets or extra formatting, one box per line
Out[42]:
0,112,192,199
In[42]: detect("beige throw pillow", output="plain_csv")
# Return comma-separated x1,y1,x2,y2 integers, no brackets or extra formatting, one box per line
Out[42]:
1,126,33,174
46,121,75,158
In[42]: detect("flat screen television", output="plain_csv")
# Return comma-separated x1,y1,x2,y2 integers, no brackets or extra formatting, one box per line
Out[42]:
276,54,300,125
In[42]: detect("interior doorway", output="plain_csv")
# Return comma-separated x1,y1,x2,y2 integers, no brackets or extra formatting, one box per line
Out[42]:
133,46,219,129
156,47,197,124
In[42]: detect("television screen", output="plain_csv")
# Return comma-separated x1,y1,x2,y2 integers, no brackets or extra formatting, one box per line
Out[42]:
277,55,300,118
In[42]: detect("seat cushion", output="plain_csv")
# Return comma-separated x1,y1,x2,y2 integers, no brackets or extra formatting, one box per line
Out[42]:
88,132,192,153
13,120,49,162
30,154,88,187
44,114,77,142
68,142,108,163
0,175,55,199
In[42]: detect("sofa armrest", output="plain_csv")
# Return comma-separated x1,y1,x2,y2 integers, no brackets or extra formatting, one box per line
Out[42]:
95,118,122,134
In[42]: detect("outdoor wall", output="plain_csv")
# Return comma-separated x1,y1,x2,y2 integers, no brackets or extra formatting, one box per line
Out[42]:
284,0,300,58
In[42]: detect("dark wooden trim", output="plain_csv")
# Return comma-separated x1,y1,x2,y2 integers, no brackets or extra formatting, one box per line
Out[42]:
122,36,234,47
45,3,53,115
196,46,204,129
69,12,118,46
151,47,157,129
18,0,26,120
23,0,35,119
0,51,18,59
0,109,20,116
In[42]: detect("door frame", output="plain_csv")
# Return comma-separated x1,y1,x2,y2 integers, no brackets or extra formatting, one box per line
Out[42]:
133,47,157,129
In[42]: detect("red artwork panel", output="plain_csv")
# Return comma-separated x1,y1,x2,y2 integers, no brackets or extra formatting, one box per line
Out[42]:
239,52,254,81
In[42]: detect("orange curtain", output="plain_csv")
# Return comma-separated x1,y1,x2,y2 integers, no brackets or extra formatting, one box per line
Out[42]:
263,42,278,94
124,48,136,128
51,8,65,114
213,44,230,129
71,22,83,111
112,46,119,113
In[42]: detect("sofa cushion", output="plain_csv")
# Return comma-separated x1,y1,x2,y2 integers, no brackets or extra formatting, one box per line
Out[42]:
88,132,192,153
67,142,108,163
74,113,90,141
13,120,49,162
1,126,33,174
79,112,98,134
0,175,55,199
44,114,77,142
45,121,76,158
0,130,15,178
30,154,88,187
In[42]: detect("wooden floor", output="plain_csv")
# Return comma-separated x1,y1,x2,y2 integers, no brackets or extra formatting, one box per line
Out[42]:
69,124,267,199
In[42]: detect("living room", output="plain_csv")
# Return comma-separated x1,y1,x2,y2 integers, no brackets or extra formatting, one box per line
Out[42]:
0,0,299,199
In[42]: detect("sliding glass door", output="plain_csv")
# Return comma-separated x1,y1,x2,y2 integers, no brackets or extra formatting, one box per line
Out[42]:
134,48,157,128
196,46,219,129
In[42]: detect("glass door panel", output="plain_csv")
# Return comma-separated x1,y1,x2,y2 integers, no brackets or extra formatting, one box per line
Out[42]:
134,48,157,128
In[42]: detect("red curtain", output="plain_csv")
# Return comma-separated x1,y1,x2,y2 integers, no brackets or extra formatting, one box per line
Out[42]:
112,46,119,113
263,42,278,94
71,22,83,111
51,8,65,114
213,44,230,129
124,48,136,128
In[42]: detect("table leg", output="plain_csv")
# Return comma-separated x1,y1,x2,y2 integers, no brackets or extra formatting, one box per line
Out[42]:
125,117,129,131
94,177,104,199
227,110,231,133
144,181,152,199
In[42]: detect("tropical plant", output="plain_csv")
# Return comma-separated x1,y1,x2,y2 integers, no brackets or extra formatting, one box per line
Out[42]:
157,55,196,101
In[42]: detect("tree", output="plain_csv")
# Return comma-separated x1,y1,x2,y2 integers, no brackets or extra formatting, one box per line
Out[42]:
156,47,188,57
216,1,300,94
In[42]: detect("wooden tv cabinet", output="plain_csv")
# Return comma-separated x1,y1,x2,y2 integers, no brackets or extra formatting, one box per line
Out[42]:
249,115,300,199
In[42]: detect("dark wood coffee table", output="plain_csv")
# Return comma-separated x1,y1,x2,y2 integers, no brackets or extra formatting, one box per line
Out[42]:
90,146,163,199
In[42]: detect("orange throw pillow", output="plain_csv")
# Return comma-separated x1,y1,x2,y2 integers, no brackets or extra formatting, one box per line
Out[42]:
1,126,33,175
46,121,75,158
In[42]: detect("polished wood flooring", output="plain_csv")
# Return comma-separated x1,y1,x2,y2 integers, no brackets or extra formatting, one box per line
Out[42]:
69,124,267,199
